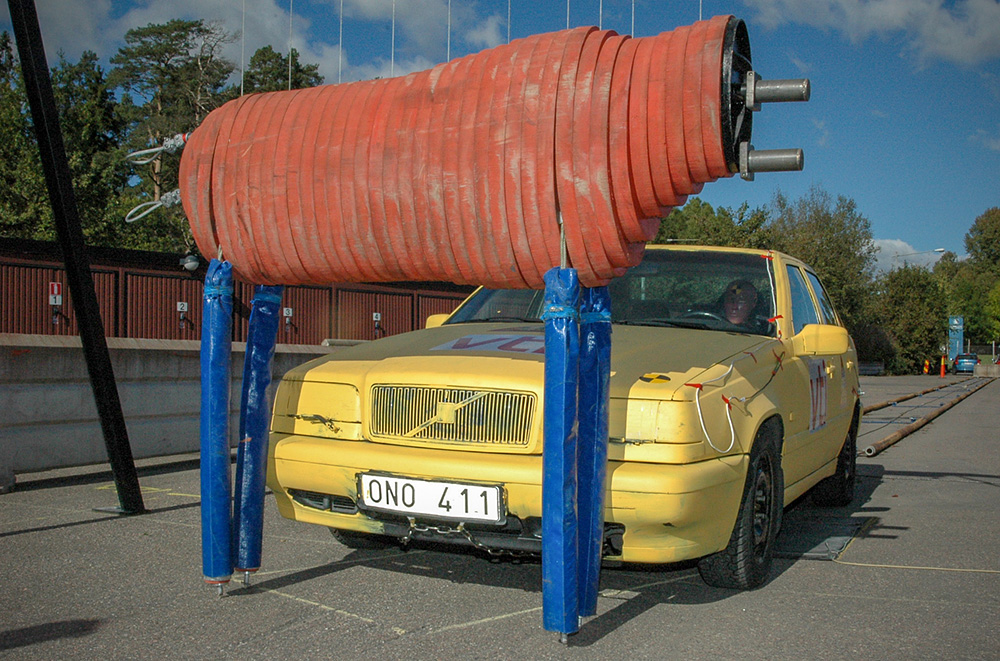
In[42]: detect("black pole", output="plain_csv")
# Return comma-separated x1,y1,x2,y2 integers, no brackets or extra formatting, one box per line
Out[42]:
7,0,145,514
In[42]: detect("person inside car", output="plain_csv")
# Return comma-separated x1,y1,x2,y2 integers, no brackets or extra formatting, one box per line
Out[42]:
722,279,758,326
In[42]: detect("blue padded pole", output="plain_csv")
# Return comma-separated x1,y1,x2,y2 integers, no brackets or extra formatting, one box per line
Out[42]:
200,259,234,587
576,286,612,617
233,285,284,577
541,267,581,636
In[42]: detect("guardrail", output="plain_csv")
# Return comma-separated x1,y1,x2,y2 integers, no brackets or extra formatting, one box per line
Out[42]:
0,333,350,492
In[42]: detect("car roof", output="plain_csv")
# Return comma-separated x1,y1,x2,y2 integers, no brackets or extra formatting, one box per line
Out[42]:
645,244,804,267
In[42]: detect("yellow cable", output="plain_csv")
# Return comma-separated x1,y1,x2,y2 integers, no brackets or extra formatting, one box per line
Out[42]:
832,558,1000,574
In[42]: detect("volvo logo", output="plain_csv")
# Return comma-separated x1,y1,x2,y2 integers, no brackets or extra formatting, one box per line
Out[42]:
404,391,488,437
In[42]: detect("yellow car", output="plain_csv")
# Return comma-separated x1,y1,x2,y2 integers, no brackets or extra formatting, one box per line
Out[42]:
267,245,861,589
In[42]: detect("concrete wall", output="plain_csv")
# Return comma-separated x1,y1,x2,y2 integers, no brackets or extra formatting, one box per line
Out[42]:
0,333,357,491
975,363,1000,377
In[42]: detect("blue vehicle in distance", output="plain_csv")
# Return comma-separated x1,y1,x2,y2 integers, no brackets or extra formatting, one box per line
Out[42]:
952,353,980,374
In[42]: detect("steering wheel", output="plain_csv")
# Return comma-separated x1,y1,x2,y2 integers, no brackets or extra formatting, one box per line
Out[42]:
681,310,726,322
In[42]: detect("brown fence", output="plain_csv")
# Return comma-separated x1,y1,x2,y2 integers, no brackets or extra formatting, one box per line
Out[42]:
1,238,473,344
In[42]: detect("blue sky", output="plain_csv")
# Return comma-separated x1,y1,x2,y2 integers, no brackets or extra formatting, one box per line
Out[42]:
3,0,999,270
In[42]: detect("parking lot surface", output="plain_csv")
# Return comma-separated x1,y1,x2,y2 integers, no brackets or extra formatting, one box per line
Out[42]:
1,376,997,659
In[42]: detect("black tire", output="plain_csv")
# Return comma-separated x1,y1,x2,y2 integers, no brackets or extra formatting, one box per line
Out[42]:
330,527,397,550
811,407,860,507
698,422,784,590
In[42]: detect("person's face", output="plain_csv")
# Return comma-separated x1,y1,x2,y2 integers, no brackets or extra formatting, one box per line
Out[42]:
724,284,756,324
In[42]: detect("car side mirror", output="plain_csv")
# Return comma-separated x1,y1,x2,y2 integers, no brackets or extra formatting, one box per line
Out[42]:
425,313,450,329
791,324,849,356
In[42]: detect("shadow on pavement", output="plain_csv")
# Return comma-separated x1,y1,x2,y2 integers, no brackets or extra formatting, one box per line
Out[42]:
0,620,103,652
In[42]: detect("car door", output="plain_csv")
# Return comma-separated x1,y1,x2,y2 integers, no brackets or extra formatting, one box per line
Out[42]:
803,268,857,432
780,264,841,488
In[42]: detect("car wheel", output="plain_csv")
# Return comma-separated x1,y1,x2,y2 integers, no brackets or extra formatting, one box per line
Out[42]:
697,422,783,590
330,527,398,550
811,407,860,507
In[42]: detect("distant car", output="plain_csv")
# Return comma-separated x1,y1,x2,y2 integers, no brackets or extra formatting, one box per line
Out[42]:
267,246,862,590
952,353,980,374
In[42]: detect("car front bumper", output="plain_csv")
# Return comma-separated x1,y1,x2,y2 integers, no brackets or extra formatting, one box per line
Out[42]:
267,433,748,564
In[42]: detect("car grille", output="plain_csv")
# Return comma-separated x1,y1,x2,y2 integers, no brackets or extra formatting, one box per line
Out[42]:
369,385,535,446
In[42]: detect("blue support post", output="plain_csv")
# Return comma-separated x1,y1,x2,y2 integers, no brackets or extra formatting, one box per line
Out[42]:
576,286,612,617
200,259,234,587
541,267,581,636
233,285,284,578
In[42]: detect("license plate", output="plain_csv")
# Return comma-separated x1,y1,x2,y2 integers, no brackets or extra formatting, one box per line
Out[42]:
358,473,503,523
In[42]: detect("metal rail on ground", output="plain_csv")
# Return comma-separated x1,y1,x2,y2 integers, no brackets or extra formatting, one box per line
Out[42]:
861,378,995,457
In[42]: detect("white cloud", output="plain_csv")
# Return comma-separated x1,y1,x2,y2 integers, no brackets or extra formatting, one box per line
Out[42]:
0,0,112,62
970,125,1000,152
3,0,492,84
787,52,812,75
464,14,505,50
744,0,1000,67
873,238,946,271
811,117,830,147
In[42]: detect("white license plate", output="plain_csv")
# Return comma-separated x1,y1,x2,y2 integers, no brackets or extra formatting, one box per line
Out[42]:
358,473,503,523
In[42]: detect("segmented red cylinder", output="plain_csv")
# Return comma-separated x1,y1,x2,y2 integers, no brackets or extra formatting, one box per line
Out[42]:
179,16,734,288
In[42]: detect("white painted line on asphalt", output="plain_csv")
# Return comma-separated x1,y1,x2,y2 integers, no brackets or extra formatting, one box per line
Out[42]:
265,587,380,625
428,606,543,634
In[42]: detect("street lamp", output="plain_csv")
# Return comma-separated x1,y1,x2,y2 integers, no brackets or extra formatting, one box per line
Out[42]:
892,247,945,266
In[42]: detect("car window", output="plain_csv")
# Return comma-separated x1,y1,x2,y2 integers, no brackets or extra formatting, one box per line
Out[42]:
449,288,544,322
786,265,820,335
448,250,777,337
804,270,839,326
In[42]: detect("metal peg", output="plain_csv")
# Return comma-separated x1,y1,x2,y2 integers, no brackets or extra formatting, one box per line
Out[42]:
739,143,805,180
745,72,811,110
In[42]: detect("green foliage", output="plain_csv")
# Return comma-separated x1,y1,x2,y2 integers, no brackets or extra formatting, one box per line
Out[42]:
0,32,48,239
110,18,236,230
964,207,1000,278
875,265,947,374
0,21,325,253
850,323,896,367
985,281,1000,343
766,186,878,334
236,46,324,95
52,50,133,245
933,250,999,345
653,187,880,343
0,34,132,244
654,198,773,248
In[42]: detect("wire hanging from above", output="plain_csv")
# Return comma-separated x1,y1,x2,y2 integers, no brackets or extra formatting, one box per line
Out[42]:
287,0,294,90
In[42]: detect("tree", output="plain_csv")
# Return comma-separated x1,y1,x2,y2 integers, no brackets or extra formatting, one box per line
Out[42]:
110,19,236,251
766,186,878,334
984,281,1000,346
875,265,946,374
237,45,323,95
51,50,133,246
0,31,48,239
653,198,772,248
949,265,995,346
0,34,133,245
964,207,1000,278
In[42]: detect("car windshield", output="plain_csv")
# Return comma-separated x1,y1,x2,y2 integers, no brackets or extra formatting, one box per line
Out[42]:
446,249,778,337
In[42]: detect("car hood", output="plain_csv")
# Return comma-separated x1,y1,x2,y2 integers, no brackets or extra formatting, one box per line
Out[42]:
290,322,775,403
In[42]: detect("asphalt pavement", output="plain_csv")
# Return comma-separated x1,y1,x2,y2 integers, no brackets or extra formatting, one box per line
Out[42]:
1,375,997,659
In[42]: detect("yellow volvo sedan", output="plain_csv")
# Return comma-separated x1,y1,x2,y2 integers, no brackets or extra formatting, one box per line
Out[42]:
267,245,861,589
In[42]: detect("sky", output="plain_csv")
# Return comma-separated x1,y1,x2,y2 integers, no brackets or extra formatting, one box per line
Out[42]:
2,0,999,271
